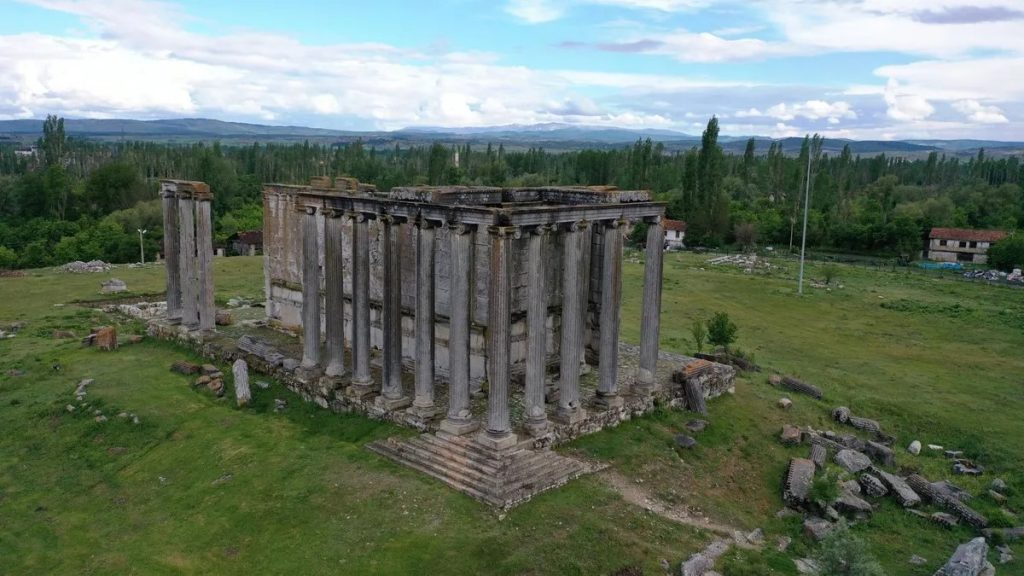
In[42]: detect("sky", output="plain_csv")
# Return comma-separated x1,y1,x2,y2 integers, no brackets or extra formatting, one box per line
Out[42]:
1,0,1023,140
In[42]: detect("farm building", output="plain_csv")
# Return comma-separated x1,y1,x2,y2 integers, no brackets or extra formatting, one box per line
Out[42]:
663,219,686,249
926,227,1008,264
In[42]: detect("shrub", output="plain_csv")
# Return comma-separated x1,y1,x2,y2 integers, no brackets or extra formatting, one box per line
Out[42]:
809,472,839,503
0,245,15,269
812,523,885,576
821,263,839,285
706,311,738,351
690,319,707,354
988,233,1024,272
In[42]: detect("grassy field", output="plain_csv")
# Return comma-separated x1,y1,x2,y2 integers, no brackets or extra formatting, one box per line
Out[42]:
1,254,1022,575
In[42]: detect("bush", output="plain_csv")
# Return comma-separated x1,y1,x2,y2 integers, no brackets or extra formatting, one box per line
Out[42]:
812,523,885,576
821,263,839,285
706,311,738,351
0,245,15,269
988,233,1024,272
810,471,839,503
690,319,707,354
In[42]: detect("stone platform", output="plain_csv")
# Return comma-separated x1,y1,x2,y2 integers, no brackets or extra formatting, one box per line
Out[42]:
367,432,597,509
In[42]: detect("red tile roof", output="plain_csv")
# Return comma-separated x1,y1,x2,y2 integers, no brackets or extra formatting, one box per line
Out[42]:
236,230,263,245
929,228,1008,242
664,219,686,232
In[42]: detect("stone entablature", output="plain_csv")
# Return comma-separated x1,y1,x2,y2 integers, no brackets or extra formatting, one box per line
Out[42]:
262,179,667,447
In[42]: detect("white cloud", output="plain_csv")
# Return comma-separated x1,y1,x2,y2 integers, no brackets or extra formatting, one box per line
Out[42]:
764,100,856,123
883,79,935,121
952,100,1009,124
505,0,563,23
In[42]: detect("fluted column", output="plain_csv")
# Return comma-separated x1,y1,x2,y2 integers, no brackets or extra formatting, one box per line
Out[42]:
637,217,665,393
557,221,588,423
177,193,198,330
596,219,625,408
480,225,517,449
524,224,551,435
439,223,477,435
348,212,373,396
376,214,410,409
196,196,215,332
161,186,181,324
323,209,346,377
300,206,321,370
411,218,439,418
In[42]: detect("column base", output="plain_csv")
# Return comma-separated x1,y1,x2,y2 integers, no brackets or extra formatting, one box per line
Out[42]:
476,430,518,451
345,382,375,400
593,393,625,410
407,403,442,420
167,315,182,325
554,406,587,425
324,363,347,378
374,394,412,410
438,418,478,436
525,418,550,437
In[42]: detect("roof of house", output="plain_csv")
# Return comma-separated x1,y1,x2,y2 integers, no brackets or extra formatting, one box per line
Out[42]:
929,227,1008,243
663,219,686,233
236,230,263,244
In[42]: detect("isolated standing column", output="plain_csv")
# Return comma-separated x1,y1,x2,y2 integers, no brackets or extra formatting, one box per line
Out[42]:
596,219,624,407
439,224,477,435
637,217,665,393
300,206,321,369
323,209,346,377
524,224,551,435
161,184,181,324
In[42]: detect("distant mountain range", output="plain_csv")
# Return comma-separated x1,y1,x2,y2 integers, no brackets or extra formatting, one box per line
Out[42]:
2,118,1022,157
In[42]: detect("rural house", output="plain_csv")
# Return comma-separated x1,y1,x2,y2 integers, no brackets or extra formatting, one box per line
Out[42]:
926,227,1008,264
663,219,686,249
230,230,263,256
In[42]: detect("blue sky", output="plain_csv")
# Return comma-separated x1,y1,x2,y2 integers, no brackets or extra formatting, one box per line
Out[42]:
1,0,1023,139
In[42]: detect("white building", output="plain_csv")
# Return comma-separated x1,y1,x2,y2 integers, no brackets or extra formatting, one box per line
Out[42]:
926,227,1007,264
663,219,686,249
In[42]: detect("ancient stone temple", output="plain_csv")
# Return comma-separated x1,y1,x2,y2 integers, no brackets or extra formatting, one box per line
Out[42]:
160,179,215,332
154,175,735,508
263,179,667,446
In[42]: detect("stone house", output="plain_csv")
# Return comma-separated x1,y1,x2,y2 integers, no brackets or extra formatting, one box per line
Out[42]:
230,230,263,256
926,227,1008,264
663,218,686,249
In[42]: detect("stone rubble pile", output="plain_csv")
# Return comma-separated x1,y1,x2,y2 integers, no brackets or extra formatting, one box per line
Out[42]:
100,278,127,293
59,259,112,273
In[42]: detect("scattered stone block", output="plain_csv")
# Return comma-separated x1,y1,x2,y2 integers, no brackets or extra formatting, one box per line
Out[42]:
776,536,792,552
784,458,815,506
233,359,251,407
282,358,300,372
684,378,707,416
65,404,75,412
768,374,782,386
989,490,1007,504
934,537,990,576
997,544,1014,565
909,554,927,565
803,517,834,541
123,334,144,345
777,397,792,410
835,489,873,518
674,434,697,449
215,311,233,326
194,375,212,388
859,473,888,497
794,558,820,574
100,278,127,293
992,478,1008,491
745,528,764,546
780,425,802,445
684,419,708,433
810,444,827,471
908,440,921,455
832,406,851,423
907,474,987,528
929,444,944,451
171,360,200,375
864,440,895,467
834,449,871,473
872,468,921,507
274,398,287,412
94,415,107,423
208,379,225,397
848,415,881,434
680,539,730,576
94,326,117,351
201,364,219,376
255,380,271,389
953,461,984,476
781,376,822,399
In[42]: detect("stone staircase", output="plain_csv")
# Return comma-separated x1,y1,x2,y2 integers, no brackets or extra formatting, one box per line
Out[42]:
367,432,595,509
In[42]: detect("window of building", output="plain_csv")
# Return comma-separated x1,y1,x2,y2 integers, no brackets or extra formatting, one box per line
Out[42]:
960,241,968,248
969,241,978,248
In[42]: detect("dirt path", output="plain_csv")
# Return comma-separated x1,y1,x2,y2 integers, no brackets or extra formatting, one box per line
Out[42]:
599,469,759,549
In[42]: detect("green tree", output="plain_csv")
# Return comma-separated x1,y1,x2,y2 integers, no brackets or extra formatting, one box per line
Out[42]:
706,311,738,351
427,143,449,185
690,319,707,354
41,114,66,168
84,162,146,216
989,234,1024,271
0,245,16,269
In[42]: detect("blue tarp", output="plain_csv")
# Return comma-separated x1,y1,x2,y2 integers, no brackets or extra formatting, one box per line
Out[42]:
917,261,963,270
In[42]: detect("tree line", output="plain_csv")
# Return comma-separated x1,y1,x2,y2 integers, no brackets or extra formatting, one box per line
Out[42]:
1,115,1022,270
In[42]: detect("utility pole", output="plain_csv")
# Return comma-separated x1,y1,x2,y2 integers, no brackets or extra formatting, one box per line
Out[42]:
138,228,147,265
797,142,812,295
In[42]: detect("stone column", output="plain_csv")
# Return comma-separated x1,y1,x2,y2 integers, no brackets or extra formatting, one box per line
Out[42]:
637,217,665,393
439,223,477,435
177,193,199,330
481,225,516,449
348,213,373,396
376,215,410,409
557,221,587,423
596,219,625,408
196,196,215,332
161,186,182,324
524,224,551,435
411,218,439,418
300,206,321,370
323,209,346,377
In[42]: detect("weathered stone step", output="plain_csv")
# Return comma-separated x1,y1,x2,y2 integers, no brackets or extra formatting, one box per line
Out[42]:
391,440,504,485
409,435,507,473
421,433,532,462
367,442,503,507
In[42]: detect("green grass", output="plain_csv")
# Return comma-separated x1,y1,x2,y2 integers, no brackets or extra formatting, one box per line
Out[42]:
1,254,1022,574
